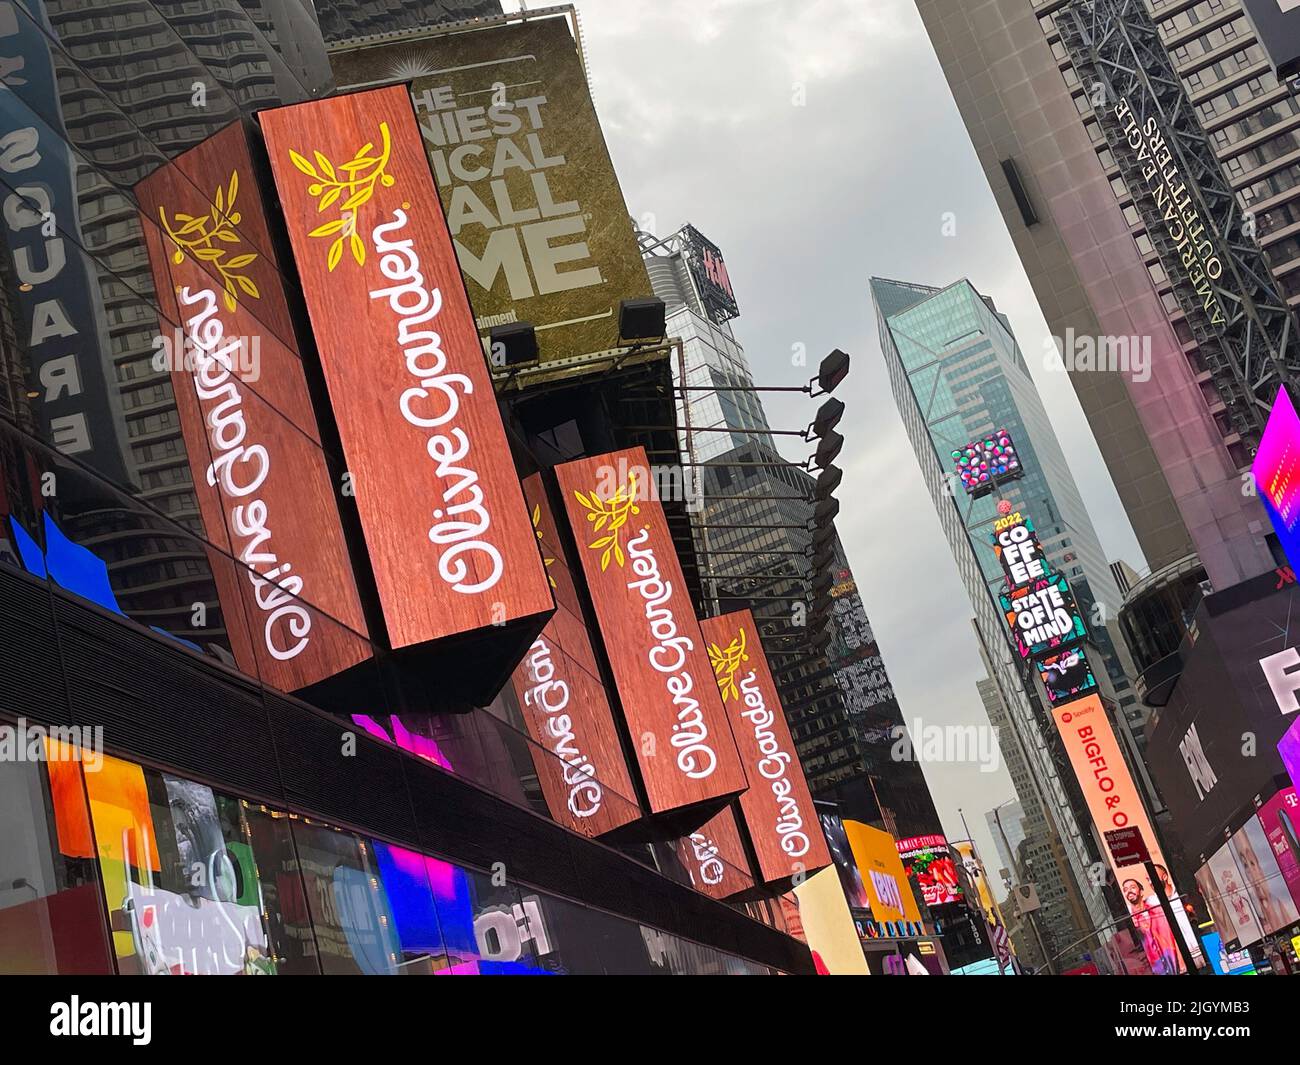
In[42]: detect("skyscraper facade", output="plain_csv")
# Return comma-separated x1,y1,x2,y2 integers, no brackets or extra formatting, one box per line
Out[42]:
643,225,944,839
873,274,1133,967
914,0,1279,591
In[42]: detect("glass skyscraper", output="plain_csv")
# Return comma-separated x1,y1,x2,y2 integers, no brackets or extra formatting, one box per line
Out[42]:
873,274,1134,968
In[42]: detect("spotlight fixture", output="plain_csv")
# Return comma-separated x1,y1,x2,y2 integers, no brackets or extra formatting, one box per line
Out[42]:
815,464,842,500
619,297,666,343
812,525,836,553
808,397,845,440
488,321,538,367
813,496,840,526
813,428,843,470
816,348,850,395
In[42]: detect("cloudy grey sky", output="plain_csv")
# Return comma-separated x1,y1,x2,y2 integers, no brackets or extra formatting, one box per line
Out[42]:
502,0,1148,874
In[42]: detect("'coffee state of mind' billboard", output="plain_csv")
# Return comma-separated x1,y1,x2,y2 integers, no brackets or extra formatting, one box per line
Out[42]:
330,16,653,382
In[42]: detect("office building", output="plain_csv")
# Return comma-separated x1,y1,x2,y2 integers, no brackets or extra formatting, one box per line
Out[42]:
643,224,945,839
872,274,1141,968
915,0,1283,594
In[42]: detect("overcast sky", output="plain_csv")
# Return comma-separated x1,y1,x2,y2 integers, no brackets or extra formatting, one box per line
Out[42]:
501,0,1149,879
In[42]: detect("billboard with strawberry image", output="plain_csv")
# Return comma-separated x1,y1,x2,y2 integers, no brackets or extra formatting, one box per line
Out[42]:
896,834,963,907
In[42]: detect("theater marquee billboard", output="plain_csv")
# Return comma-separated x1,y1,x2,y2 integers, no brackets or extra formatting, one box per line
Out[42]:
261,86,553,655
330,16,653,380
556,447,747,815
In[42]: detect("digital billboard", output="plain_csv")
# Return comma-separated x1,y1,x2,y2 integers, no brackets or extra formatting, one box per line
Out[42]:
844,820,924,929
999,572,1087,660
1197,844,1265,950
991,510,1048,587
330,17,654,382
1147,571,1300,861
1229,814,1300,935
680,224,739,325
817,804,869,910
1052,695,1195,974
1036,645,1098,707
1256,788,1300,910
134,120,373,693
1283,716,1300,795
555,446,747,814
261,86,554,653
791,867,872,975
508,476,640,837
951,428,1021,497
953,839,1015,972
895,834,962,908
1252,384,1300,570
700,610,830,886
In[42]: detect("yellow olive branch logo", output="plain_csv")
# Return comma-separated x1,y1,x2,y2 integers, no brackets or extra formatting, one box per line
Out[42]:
159,170,259,312
531,504,557,588
707,627,749,702
573,472,640,572
288,122,395,272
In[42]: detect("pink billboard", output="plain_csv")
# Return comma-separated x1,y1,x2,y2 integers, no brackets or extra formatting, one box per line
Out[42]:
1257,787,1300,911
1282,716,1300,795
1252,385,1300,569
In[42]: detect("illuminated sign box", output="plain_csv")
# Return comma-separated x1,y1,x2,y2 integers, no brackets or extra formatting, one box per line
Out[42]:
699,610,830,889
895,834,963,908
134,120,373,694
844,820,925,930
991,510,1048,587
508,473,641,837
999,572,1087,660
681,224,739,325
1053,696,1196,973
556,446,747,825
261,86,554,704
1252,385,1300,571
951,429,1021,497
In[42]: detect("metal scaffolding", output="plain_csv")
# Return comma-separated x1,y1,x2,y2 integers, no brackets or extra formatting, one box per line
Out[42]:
1059,0,1299,445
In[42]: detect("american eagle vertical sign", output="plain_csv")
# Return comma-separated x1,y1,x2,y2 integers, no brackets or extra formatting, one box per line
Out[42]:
261,86,552,650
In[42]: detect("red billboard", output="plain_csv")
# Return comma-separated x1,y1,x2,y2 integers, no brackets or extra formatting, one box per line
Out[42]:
135,121,372,692
260,86,553,652
699,610,830,885
508,474,640,836
555,447,747,814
